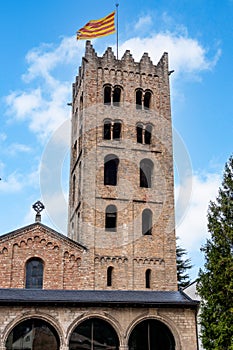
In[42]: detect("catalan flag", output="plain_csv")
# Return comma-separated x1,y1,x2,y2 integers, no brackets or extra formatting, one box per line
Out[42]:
77,11,115,40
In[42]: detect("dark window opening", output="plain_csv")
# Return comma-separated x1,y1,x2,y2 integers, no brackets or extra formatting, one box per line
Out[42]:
25,258,43,289
136,90,143,109
140,167,148,187
104,121,111,140
136,124,143,143
107,266,113,286
80,94,83,112
144,91,152,109
113,122,121,140
72,174,76,206
104,155,119,186
140,159,153,188
145,124,152,145
105,205,117,232
104,86,111,105
128,319,175,350
113,87,121,106
69,318,119,350
142,208,152,235
146,269,151,288
6,318,60,350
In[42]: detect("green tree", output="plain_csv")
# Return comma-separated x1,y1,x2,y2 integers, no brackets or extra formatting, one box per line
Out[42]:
176,239,192,289
197,155,233,350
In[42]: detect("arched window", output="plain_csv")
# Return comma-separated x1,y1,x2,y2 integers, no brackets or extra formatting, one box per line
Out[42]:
128,319,175,350
142,209,153,235
136,89,143,109
140,159,153,188
145,124,152,144
146,269,151,288
144,90,152,109
6,318,60,350
107,266,114,286
25,258,44,289
69,318,119,350
136,124,143,144
113,86,121,106
103,120,122,140
113,121,122,140
105,205,117,231
104,155,119,186
104,120,111,140
136,123,153,145
104,85,111,104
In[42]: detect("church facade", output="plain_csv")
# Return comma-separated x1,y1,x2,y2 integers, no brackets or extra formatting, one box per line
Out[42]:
0,41,199,350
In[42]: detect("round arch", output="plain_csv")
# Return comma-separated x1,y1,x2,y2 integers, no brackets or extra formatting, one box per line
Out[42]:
3,312,64,350
140,158,154,188
68,316,120,350
104,154,119,186
25,257,44,289
113,85,123,106
144,89,153,110
126,315,181,350
5,317,61,350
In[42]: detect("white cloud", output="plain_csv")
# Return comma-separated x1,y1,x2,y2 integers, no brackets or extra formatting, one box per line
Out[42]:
6,89,42,118
6,143,32,156
134,15,153,31
118,33,220,77
5,36,83,140
0,168,39,194
5,82,70,140
175,172,221,251
0,172,24,193
22,36,83,84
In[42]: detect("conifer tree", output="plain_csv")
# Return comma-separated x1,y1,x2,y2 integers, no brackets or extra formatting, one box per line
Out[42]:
197,155,233,350
176,239,192,289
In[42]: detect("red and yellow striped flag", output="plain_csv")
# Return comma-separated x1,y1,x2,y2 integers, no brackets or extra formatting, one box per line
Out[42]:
77,11,115,40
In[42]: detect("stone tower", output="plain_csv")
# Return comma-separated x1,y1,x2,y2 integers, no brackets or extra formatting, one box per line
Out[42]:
68,40,177,291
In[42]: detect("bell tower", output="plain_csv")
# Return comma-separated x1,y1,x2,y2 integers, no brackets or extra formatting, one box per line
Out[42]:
68,41,177,291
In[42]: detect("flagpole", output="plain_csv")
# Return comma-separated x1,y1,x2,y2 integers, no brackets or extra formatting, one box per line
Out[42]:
116,2,119,59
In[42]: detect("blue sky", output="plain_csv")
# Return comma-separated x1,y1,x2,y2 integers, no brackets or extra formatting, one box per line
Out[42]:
0,0,232,279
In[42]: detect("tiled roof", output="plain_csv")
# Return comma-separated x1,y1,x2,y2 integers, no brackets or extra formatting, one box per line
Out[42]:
0,289,199,308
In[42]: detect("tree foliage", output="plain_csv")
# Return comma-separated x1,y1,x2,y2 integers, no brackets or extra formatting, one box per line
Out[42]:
176,239,192,289
197,155,233,350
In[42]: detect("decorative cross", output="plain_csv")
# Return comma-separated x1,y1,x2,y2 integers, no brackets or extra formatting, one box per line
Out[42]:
32,201,45,214
32,201,45,222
